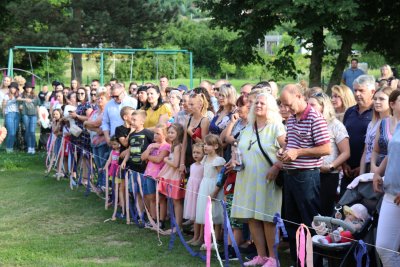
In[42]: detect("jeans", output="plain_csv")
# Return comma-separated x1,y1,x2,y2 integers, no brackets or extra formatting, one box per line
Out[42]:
320,172,339,216
376,194,400,267
5,112,20,150
22,115,37,149
284,169,320,262
92,143,110,187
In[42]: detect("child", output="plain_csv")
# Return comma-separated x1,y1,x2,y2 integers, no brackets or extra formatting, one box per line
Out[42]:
112,106,135,218
158,123,185,231
104,136,121,215
121,110,154,220
195,134,226,248
48,109,63,177
142,124,170,221
184,142,205,245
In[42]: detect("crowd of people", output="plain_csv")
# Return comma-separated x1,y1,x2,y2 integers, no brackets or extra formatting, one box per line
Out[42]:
1,59,400,267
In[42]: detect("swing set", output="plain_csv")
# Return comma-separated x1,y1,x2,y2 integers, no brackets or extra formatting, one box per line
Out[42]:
6,46,194,88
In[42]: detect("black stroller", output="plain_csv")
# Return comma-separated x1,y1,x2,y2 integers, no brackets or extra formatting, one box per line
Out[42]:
312,174,384,267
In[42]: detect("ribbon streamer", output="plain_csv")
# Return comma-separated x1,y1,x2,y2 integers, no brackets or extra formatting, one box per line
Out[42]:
220,200,244,267
354,240,370,267
296,224,313,267
273,213,288,267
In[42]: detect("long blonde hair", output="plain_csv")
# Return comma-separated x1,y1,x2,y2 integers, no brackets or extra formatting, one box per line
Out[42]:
217,84,237,113
309,93,336,123
248,93,282,126
372,86,394,123
331,85,356,111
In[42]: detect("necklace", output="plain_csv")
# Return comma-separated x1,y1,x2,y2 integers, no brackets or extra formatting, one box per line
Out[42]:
247,122,267,151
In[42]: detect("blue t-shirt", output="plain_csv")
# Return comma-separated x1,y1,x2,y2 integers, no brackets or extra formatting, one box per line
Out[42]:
343,105,372,168
342,68,364,91
384,123,400,195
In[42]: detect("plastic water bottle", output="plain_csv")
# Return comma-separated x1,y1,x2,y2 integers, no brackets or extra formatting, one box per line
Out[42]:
233,146,244,171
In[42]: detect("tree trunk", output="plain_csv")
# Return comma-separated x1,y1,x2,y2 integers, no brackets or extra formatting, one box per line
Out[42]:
327,35,354,94
71,53,83,83
308,28,324,88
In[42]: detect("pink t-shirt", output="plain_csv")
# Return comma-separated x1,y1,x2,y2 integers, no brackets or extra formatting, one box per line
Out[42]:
144,142,171,178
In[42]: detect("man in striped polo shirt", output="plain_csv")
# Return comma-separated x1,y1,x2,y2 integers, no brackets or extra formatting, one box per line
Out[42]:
278,84,331,262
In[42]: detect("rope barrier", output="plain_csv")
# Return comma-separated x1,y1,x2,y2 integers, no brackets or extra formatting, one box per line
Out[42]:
44,136,400,263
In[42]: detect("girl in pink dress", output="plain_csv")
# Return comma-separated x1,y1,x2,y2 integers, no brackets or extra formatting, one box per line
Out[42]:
104,137,122,217
158,123,185,230
142,124,170,221
184,142,205,244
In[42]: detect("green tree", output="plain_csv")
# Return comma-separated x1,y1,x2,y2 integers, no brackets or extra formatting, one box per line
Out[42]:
1,0,178,83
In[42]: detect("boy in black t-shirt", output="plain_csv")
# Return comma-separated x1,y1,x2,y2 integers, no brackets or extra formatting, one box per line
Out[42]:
121,110,154,173
121,110,153,221
115,106,135,164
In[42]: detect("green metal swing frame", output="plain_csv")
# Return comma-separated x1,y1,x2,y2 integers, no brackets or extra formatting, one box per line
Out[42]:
7,46,194,88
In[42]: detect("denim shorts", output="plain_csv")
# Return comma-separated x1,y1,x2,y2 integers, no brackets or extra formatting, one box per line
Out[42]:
132,172,145,194
143,176,157,195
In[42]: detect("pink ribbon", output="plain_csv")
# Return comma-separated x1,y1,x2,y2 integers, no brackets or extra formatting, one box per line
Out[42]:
296,224,313,267
205,196,212,267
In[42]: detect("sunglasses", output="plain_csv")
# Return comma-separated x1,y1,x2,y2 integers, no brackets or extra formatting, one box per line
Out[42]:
213,87,219,92
111,93,121,99
90,93,97,96
77,92,85,96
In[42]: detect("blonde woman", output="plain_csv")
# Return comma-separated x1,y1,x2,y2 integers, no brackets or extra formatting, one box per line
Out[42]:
308,92,350,215
208,83,237,135
13,75,26,93
331,85,356,122
360,86,394,174
376,64,398,89
231,93,286,267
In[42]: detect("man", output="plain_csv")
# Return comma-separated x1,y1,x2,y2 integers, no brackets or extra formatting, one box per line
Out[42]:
91,79,100,91
200,80,218,112
342,58,364,91
102,83,138,146
159,76,169,100
342,75,374,194
239,83,252,102
109,78,118,87
279,84,331,262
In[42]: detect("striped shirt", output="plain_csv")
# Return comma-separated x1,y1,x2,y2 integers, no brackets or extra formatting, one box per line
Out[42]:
284,104,330,169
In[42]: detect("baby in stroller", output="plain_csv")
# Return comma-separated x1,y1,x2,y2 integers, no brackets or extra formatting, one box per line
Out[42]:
313,203,370,244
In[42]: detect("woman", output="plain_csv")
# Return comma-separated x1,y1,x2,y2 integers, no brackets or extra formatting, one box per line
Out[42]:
14,75,26,93
143,85,171,130
89,89,98,110
209,84,237,136
136,85,148,110
180,92,210,171
19,82,40,154
360,87,393,174
69,87,93,184
175,92,190,127
376,64,398,89
373,98,400,266
277,99,290,126
331,84,357,122
70,79,80,92
168,89,182,121
2,82,20,153
308,93,350,216
371,90,400,174
192,86,215,121
231,93,286,267
0,76,12,94
83,92,109,189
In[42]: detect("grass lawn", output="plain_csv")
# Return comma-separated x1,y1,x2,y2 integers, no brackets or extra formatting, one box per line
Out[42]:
0,152,292,267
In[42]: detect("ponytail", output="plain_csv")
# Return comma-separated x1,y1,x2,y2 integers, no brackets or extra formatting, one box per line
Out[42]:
199,93,209,116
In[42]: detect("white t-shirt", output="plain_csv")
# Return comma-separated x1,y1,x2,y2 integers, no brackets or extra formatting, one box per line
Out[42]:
323,118,349,171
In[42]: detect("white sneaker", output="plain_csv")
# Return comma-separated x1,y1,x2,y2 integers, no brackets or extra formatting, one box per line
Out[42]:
27,148,32,154
31,148,35,154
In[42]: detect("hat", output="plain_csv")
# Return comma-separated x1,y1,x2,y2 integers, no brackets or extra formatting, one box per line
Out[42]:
343,204,370,222
23,82,35,90
177,84,188,92
8,82,18,89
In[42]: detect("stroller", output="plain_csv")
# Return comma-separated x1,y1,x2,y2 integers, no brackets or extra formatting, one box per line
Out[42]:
312,173,384,267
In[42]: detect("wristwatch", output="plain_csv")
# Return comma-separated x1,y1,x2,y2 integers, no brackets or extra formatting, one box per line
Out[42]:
329,164,335,172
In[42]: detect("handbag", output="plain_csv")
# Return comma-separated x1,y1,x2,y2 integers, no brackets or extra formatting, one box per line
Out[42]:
255,122,284,187
69,124,83,137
